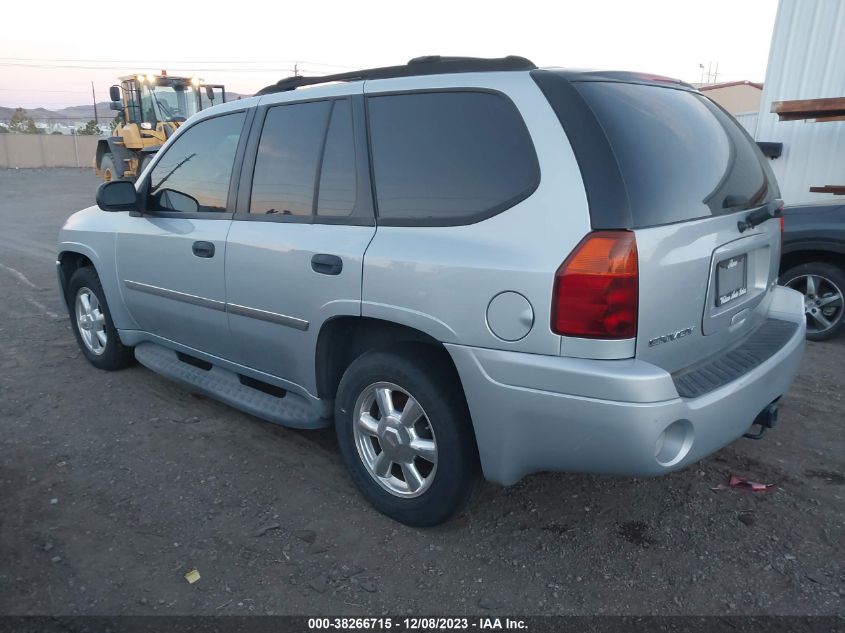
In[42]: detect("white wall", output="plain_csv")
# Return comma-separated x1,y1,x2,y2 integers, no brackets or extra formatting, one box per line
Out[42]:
755,0,845,205
0,134,99,168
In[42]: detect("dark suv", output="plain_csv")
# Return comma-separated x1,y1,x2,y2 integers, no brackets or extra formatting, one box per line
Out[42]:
780,202,845,340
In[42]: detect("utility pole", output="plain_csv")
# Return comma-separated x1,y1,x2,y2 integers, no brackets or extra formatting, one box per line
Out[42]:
293,62,300,77
91,81,98,124
712,61,720,84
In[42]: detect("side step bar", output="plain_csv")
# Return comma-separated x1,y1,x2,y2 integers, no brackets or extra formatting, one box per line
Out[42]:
134,342,328,429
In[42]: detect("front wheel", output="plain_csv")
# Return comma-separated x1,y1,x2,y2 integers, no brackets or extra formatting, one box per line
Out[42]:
334,347,480,527
67,266,134,370
99,153,121,183
781,262,845,341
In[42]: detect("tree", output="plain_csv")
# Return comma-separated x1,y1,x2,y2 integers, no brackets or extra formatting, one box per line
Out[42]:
77,119,101,136
7,107,40,134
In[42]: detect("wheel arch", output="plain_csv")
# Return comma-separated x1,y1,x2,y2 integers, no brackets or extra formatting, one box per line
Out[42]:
57,249,97,309
315,316,465,402
780,248,845,278
95,140,110,170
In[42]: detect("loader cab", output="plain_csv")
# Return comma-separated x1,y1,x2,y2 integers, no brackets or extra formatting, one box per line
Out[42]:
118,79,142,126
113,75,224,129
99,74,228,182
199,84,226,110
131,76,200,126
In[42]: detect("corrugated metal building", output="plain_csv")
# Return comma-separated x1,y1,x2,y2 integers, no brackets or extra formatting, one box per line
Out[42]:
734,111,759,136
753,0,845,205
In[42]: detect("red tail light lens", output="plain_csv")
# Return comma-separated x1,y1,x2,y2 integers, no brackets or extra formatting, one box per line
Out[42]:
551,231,638,339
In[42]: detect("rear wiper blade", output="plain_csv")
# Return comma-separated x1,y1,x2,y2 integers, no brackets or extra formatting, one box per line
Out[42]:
737,199,784,233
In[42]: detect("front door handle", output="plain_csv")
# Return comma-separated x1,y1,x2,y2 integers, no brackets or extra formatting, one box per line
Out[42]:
192,241,215,258
311,253,343,275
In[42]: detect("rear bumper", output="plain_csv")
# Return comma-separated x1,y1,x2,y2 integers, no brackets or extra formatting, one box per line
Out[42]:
446,286,806,485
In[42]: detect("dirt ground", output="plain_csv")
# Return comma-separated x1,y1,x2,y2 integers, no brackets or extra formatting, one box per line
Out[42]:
0,168,843,616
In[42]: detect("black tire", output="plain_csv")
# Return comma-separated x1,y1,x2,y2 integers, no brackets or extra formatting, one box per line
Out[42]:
99,153,121,182
334,346,480,527
781,262,845,341
67,266,134,370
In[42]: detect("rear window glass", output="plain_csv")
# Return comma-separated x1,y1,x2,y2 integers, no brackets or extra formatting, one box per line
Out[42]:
367,91,539,224
574,81,776,227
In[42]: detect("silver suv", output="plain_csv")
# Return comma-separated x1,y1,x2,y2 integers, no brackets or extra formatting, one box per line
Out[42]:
57,56,806,526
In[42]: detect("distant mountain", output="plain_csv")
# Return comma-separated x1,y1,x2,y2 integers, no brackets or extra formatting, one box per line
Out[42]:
55,102,115,122
0,103,111,124
0,93,250,125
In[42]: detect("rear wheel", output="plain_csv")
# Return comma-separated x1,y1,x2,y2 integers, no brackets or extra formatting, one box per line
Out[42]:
99,153,121,182
781,262,845,341
67,266,134,370
334,347,480,526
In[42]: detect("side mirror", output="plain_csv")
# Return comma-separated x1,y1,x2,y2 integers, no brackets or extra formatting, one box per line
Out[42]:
96,181,139,212
154,189,200,214
109,85,121,101
205,86,215,102
109,101,122,111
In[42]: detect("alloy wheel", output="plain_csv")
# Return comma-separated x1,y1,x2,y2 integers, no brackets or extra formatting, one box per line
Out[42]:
75,287,107,355
785,273,844,335
352,381,438,498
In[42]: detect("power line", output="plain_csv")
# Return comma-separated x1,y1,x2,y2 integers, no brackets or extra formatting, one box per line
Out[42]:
0,88,90,93
0,56,355,68
0,62,310,72
0,115,107,120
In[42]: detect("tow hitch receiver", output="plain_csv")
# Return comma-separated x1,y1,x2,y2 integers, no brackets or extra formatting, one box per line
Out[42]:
744,400,780,440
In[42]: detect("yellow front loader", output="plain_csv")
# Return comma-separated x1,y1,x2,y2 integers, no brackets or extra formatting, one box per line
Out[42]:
94,72,225,182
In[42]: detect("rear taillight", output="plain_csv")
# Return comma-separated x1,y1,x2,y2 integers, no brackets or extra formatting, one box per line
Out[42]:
551,231,638,339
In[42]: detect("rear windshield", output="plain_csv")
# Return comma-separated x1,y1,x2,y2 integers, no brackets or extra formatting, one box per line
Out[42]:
573,81,777,228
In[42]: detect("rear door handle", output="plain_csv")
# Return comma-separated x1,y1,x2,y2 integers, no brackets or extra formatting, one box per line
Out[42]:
311,254,343,275
192,241,215,258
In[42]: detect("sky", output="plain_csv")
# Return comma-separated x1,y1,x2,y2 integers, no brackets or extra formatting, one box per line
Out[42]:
0,0,780,111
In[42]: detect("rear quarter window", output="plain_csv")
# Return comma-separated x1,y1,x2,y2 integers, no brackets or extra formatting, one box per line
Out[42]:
573,81,777,228
367,91,539,225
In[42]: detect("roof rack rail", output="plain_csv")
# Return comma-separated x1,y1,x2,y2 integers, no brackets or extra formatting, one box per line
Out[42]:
255,55,536,96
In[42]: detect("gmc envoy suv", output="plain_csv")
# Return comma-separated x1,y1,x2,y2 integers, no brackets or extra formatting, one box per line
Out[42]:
57,56,806,526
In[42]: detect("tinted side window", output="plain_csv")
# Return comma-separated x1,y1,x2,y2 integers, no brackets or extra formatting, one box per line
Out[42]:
367,92,538,223
317,100,357,217
149,111,245,213
250,101,331,216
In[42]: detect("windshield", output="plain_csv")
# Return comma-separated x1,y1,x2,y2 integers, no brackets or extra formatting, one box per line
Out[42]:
573,81,778,227
139,81,199,123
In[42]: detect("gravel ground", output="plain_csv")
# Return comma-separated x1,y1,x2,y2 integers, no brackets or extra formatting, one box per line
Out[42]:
0,169,843,616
